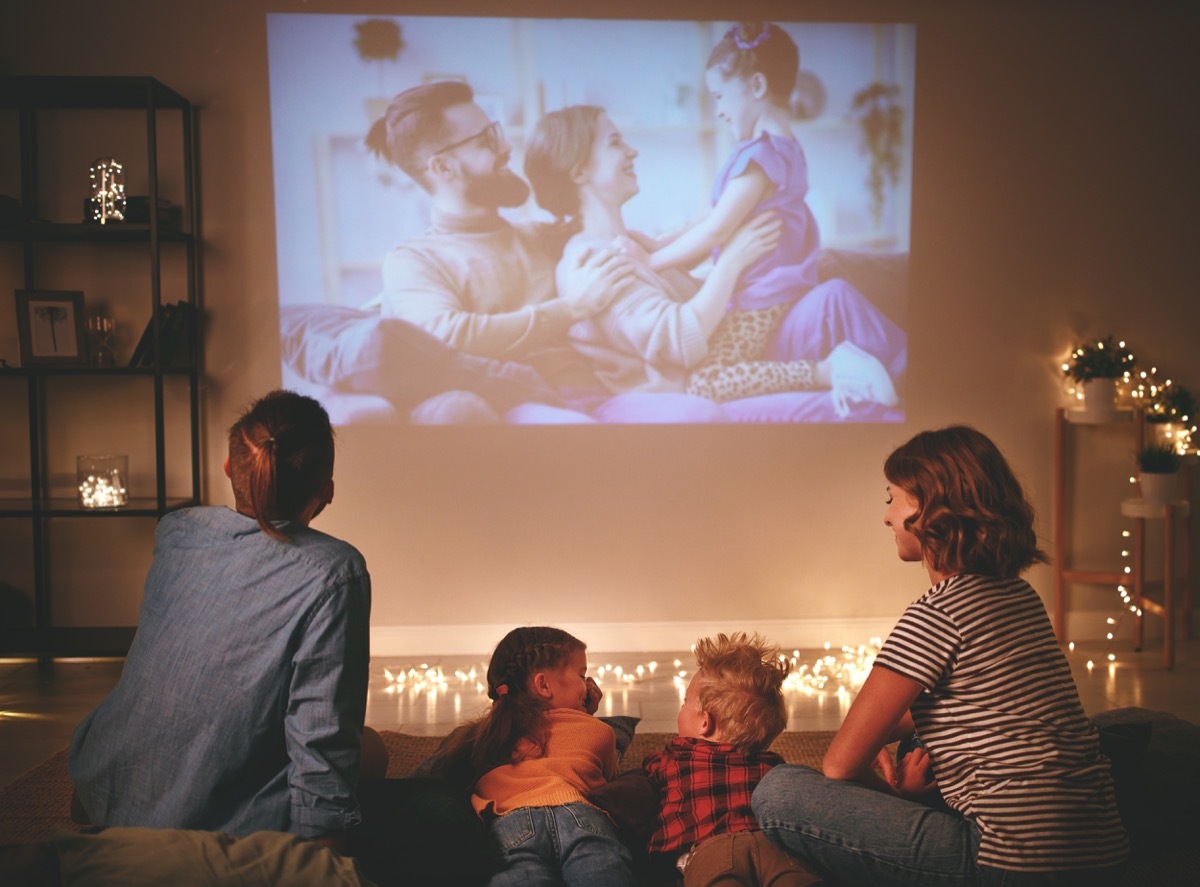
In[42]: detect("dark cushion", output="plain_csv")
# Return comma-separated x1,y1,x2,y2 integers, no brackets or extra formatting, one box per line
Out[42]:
1092,707,1200,857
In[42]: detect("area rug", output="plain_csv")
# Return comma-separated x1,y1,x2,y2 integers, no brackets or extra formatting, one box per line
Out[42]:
0,730,829,845
1,728,1192,885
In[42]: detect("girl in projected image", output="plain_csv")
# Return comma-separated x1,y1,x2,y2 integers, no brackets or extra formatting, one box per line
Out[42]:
648,21,900,407
752,426,1129,886
524,102,905,417
426,626,636,887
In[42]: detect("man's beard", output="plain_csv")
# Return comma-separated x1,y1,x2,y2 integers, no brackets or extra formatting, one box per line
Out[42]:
464,165,531,209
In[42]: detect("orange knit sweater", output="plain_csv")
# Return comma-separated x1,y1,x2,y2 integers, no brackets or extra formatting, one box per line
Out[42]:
472,709,618,816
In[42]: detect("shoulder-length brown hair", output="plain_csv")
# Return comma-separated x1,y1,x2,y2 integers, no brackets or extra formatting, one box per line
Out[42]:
884,425,1048,579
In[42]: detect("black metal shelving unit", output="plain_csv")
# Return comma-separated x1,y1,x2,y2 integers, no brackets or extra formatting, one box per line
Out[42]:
0,76,202,658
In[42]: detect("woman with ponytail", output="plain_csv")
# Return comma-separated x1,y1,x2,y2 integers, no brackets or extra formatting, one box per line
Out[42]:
70,390,378,850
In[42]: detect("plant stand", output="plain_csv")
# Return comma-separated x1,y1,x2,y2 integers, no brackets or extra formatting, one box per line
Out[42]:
1121,471,1194,670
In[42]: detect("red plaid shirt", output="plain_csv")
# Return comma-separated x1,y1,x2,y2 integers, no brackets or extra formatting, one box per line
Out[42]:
643,736,784,853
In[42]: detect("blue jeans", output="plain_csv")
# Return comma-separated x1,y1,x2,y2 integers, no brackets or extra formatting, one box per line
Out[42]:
751,766,1125,887
487,802,636,887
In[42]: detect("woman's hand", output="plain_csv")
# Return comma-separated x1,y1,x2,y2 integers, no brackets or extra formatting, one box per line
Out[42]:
559,246,635,320
718,211,781,274
584,676,603,715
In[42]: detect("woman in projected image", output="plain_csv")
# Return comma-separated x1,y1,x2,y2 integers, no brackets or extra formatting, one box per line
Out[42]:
752,426,1129,886
524,101,904,417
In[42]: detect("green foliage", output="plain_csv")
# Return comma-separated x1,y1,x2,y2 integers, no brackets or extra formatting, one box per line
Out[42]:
1145,383,1196,424
1062,335,1136,382
354,19,405,62
851,83,904,227
1137,443,1182,474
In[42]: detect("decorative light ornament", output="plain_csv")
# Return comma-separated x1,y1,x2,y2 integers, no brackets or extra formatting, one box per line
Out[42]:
89,157,126,224
76,454,129,508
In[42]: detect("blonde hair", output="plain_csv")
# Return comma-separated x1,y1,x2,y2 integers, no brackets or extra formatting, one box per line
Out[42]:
693,632,788,753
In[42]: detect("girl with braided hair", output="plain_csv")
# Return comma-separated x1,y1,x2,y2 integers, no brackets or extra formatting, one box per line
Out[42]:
427,625,636,886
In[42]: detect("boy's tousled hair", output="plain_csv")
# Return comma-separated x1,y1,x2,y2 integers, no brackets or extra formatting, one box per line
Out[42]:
693,632,788,753
524,104,604,222
365,80,474,191
226,389,334,542
428,626,586,784
884,425,1049,579
706,22,799,108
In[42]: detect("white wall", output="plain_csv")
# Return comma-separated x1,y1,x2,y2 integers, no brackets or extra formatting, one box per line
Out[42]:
3,0,1198,656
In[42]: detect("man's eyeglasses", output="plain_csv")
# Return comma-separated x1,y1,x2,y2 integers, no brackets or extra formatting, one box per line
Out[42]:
431,121,505,157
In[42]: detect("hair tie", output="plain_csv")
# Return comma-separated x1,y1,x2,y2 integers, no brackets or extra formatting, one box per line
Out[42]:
264,436,277,447
728,24,770,51
494,683,509,697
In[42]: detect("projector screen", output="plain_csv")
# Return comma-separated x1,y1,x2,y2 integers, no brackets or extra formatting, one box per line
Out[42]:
267,14,914,426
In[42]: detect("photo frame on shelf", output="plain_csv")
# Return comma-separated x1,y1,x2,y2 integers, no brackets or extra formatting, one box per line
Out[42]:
14,289,89,367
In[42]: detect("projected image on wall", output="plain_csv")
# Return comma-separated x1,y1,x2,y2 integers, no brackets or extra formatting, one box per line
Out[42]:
268,15,914,425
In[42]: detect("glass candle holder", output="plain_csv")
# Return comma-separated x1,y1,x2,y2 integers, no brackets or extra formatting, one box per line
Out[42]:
77,454,129,508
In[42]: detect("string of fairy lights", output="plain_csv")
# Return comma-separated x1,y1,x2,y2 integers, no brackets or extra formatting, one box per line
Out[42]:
380,639,883,707
1061,336,1197,669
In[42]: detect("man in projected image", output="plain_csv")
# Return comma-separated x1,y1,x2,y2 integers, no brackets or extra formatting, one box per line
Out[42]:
365,80,726,423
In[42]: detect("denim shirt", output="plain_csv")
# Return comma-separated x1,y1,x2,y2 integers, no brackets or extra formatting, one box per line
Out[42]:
69,506,371,838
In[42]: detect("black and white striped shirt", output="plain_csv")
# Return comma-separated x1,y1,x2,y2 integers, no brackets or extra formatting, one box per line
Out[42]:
874,573,1129,872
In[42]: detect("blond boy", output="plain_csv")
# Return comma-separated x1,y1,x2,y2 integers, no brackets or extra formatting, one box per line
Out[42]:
642,633,821,886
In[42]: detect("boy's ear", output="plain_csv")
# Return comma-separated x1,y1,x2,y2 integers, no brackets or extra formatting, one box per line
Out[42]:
698,710,718,740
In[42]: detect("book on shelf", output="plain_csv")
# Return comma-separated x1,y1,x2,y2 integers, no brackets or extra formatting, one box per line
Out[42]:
128,301,194,368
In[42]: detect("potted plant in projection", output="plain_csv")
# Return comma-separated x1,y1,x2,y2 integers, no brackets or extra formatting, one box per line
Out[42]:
1061,335,1136,418
354,18,406,121
1136,442,1184,506
851,82,904,228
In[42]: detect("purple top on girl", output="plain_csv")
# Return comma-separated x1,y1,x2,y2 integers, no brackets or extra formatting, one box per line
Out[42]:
711,132,821,312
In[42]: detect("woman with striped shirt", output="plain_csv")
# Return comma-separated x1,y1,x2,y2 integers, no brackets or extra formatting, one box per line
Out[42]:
752,425,1128,886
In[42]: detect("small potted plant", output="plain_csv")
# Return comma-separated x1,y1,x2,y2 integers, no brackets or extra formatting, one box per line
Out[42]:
851,82,904,228
1144,381,1196,451
1145,382,1195,424
354,18,405,119
1136,442,1183,506
1061,335,1136,418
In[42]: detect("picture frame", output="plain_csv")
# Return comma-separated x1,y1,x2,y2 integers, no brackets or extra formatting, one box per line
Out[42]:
14,290,89,367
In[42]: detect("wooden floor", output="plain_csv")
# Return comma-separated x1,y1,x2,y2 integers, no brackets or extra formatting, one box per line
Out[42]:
3,637,1198,790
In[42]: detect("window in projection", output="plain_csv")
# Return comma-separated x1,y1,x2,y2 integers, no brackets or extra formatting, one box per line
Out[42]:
268,15,914,426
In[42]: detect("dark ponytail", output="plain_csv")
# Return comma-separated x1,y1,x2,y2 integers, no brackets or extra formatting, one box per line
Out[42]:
226,390,334,541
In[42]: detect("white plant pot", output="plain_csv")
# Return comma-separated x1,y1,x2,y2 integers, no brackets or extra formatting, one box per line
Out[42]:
1139,471,1182,506
1078,378,1118,418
